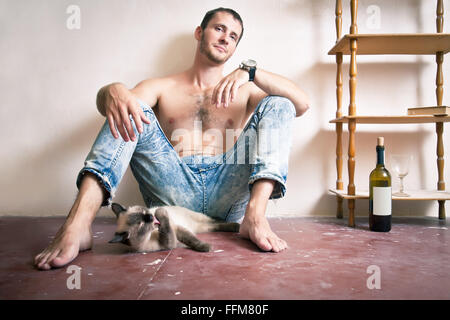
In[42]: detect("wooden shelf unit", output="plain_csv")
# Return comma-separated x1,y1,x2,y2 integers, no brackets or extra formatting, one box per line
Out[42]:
329,0,448,227
329,33,450,55
329,189,450,201
330,115,450,124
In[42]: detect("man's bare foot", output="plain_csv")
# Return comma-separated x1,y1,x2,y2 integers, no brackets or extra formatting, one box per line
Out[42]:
239,216,287,253
34,222,93,270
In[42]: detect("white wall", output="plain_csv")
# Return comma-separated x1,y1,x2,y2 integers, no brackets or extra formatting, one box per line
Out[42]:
0,0,449,218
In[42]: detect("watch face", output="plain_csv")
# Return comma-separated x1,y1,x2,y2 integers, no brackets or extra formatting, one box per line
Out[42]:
243,59,257,67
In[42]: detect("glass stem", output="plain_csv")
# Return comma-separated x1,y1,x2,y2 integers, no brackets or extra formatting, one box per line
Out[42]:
399,176,404,193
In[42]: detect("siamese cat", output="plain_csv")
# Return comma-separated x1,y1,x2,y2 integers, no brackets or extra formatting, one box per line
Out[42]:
109,203,240,252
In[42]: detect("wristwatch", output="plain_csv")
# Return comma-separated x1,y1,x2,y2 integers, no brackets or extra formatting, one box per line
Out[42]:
239,59,257,82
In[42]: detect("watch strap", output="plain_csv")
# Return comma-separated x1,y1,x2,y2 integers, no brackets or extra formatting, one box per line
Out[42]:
248,67,256,82
239,61,257,82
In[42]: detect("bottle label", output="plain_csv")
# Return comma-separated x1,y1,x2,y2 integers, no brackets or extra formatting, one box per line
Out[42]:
373,187,392,216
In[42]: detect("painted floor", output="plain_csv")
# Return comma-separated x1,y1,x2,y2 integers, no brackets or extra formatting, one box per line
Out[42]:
0,216,449,300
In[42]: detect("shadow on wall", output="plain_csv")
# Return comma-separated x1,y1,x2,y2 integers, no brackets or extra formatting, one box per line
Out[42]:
151,33,196,77
298,61,427,122
0,33,198,216
1,117,104,215
0,114,147,216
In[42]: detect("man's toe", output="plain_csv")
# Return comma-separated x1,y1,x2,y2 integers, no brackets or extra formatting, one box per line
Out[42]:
34,253,44,266
268,238,281,252
36,256,52,270
255,236,272,252
36,251,52,268
50,248,76,268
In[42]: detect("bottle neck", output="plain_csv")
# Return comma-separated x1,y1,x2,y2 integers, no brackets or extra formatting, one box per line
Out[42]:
376,145,385,167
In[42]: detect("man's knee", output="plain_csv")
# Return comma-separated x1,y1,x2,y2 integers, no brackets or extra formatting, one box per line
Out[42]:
256,95,296,120
136,99,156,119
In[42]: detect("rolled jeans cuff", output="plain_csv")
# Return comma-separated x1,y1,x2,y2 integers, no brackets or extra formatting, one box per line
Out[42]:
76,168,113,207
248,174,287,200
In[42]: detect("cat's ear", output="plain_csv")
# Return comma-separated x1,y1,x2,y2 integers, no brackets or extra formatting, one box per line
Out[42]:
111,203,126,218
109,232,129,244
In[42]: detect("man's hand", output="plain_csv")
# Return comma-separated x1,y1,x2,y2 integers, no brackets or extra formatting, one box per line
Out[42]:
212,68,248,108
101,83,151,142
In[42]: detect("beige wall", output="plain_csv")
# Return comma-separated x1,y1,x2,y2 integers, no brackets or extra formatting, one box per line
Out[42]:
0,0,449,218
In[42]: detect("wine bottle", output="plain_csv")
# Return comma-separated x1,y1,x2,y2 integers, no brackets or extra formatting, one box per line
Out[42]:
369,137,392,232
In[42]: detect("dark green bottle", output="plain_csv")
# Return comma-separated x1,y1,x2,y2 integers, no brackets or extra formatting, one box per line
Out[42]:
369,137,392,232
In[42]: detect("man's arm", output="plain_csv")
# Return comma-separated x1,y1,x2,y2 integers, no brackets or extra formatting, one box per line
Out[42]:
95,80,160,142
212,68,310,117
252,69,310,117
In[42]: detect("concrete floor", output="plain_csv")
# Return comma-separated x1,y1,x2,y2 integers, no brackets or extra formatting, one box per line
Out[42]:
0,216,449,300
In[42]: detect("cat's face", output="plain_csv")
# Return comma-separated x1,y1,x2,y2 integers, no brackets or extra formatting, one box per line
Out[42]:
109,203,160,245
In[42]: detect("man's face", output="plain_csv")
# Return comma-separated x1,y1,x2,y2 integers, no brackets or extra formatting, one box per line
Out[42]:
199,11,242,64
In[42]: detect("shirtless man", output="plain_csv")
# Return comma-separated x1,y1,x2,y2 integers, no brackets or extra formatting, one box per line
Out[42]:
34,7,309,270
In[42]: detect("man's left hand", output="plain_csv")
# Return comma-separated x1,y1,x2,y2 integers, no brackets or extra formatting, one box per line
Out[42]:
212,68,248,108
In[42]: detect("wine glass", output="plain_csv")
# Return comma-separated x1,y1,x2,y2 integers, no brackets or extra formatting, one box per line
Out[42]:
390,154,412,197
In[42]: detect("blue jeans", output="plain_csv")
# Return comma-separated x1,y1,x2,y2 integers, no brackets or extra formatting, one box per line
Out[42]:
76,95,296,222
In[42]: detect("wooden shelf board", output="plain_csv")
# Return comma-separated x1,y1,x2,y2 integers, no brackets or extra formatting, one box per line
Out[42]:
329,189,450,201
330,115,450,124
328,33,450,55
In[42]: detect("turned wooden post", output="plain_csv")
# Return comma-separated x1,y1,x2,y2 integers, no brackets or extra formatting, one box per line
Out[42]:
437,122,445,219
436,0,444,33
347,0,358,227
436,0,445,219
335,0,344,219
436,52,443,107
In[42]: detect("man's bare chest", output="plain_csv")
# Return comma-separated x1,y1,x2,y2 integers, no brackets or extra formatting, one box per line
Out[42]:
154,90,250,135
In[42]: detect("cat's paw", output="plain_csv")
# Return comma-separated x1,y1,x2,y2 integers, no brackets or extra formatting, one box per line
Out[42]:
155,207,169,222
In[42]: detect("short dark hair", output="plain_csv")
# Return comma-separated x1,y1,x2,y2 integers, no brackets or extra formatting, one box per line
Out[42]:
200,7,244,43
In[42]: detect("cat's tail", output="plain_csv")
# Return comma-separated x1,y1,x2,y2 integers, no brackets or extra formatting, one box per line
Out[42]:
211,222,240,233
176,226,211,252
